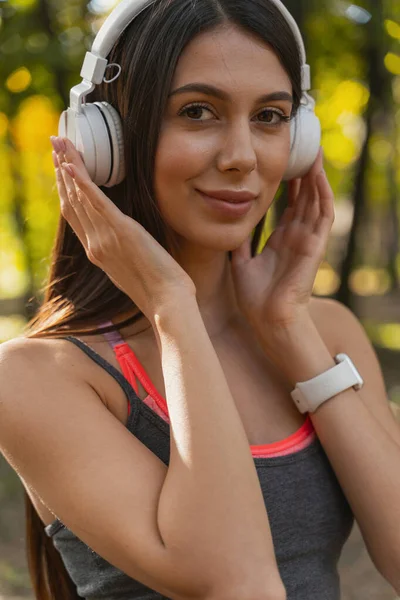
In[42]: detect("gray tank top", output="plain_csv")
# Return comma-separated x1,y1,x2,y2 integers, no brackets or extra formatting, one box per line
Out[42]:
45,336,354,599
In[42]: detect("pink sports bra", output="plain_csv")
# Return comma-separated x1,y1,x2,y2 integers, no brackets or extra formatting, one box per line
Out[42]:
100,321,316,459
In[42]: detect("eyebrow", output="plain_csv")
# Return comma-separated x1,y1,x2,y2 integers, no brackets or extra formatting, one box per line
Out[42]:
168,83,293,104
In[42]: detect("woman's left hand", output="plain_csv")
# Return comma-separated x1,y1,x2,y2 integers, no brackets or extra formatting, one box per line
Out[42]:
231,148,335,335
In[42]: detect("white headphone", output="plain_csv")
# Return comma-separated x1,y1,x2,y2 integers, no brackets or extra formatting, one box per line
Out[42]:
59,0,321,188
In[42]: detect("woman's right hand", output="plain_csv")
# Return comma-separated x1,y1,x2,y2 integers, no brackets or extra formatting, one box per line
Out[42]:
51,136,196,322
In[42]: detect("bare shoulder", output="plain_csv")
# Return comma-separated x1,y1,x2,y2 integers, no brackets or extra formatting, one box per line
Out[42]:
0,334,132,426
308,295,380,378
0,335,93,387
309,296,400,441
308,294,383,390
0,336,104,428
309,296,371,353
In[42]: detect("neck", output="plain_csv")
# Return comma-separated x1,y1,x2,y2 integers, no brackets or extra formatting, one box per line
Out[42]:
178,248,240,337
110,249,241,340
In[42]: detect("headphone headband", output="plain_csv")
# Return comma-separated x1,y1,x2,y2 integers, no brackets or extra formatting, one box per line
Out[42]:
92,0,157,58
79,0,310,96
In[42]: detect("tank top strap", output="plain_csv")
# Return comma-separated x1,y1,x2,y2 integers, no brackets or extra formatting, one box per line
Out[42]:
60,336,139,422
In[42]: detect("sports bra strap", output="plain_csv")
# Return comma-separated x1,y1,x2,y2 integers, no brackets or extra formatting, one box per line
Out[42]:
100,320,125,349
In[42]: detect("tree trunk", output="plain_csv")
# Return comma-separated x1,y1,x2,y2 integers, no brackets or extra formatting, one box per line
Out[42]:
335,0,385,309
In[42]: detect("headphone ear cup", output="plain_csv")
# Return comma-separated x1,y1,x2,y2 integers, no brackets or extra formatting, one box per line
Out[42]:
58,102,125,188
94,101,125,188
283,104,321,181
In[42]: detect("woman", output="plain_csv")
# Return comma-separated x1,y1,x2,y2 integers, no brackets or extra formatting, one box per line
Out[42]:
1,0,400,599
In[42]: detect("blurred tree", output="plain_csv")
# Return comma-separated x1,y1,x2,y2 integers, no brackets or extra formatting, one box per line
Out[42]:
336,0,399,308
1,0,93,320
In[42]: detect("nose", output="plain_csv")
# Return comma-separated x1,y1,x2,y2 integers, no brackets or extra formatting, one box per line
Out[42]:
216,119,257,175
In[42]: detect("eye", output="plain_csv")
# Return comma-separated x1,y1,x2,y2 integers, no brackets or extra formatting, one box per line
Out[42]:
178,103,215,121
256,108,291,126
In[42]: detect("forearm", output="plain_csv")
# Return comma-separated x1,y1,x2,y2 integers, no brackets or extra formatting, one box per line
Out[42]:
152,295,285,597
255,318,400,590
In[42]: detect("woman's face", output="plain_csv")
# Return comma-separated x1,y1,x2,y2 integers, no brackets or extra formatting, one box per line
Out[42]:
154,23,293,252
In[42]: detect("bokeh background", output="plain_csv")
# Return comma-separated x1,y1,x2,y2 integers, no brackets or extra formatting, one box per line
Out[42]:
1,0,400,597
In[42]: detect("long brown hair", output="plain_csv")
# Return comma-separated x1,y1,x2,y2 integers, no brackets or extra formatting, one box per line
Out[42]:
21,0,302,597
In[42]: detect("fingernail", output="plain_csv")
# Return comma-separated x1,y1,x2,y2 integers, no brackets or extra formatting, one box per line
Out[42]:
62,163,74,178
51,137,62,153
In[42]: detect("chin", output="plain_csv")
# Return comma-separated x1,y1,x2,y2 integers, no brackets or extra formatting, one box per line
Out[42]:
185,227,257,253
163,208,266,253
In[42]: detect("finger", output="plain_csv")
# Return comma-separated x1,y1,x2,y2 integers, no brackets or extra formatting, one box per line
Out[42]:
52,138,98,250
231,234,252,267
53,153,87,245
314,171,335,237
293,148,323,222
63,158,116,252
278,205,295,229
303,181,320,227
63,138,124,223
53,138,76,213
292,172,312,222
60,138,123,252
60,161,97,241
263,225,285,252
61,154,129,264
287,178,301,208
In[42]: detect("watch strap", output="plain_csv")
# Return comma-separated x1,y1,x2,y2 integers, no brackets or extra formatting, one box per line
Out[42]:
291,353,364,414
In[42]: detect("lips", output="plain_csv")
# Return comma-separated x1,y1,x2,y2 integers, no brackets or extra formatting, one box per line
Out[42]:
196,189,258,204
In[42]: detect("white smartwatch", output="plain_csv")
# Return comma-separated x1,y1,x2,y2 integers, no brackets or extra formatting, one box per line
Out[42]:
291,353,364,414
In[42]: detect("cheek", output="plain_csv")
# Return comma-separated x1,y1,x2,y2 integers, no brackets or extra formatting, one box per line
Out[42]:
260,131,292,180
256,133,291,215
154,128,216,190
153,129,212,231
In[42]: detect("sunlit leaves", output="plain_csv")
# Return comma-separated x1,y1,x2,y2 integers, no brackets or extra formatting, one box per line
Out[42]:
8,0,36,10
384,53,400,76
1,96,60,309
25,32,50,54
0,113,8,138
369,137,394,166
87,0,119,15
317,79,369,127
1,34,23,55
322,130,359,167
385,19,400,40
11,95,59,152
313,261,340,296
373,323,400,352
0,315,27,344
0,228,29,299
350,268,391,296
314,79,370,167
6,67,32,93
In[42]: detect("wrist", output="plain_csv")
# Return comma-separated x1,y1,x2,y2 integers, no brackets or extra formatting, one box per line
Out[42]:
257,317,335,386
151,291,198,331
